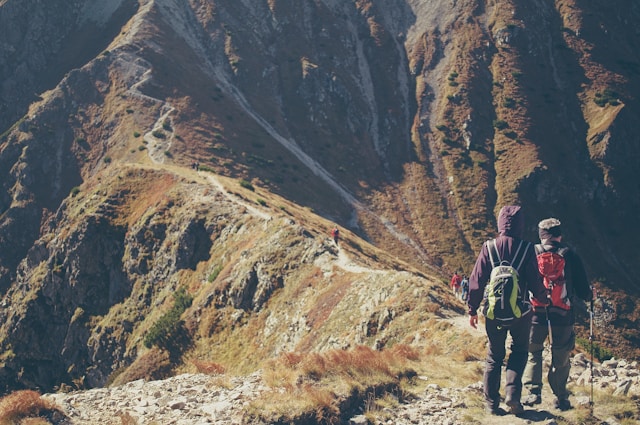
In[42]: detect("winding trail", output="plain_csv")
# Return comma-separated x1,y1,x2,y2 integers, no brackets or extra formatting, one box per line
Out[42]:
107,0,439,269
335,246,387,275
201,173,272,221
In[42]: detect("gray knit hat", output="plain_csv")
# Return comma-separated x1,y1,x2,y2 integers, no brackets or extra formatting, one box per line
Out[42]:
538,217,562,240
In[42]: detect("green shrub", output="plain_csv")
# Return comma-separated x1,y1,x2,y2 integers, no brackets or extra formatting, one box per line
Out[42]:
257,198,267,206
152,130,165,139
103,156,112,163
173,287,193,311
208,265,223,283
239,179,255,191
70,187,80,197
133,131,141,138
576,337,613,362
594,89,620,107
144,287,193,349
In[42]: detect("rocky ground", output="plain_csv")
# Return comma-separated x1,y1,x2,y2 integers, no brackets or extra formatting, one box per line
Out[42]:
38,344,639,425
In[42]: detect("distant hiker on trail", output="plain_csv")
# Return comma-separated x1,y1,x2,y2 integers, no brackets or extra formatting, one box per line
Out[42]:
522,218,593,411
460,275,469,302
467,205,549,416
450,271,462,298
331,226,340,245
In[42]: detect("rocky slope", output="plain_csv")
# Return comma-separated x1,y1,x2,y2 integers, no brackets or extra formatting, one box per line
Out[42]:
34,342,640,424
1,0,639,396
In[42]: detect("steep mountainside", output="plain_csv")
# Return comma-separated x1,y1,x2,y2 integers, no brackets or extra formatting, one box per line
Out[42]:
0,0,639,392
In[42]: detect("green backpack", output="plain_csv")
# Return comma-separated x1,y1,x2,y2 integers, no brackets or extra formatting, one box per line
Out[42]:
483,239,530,324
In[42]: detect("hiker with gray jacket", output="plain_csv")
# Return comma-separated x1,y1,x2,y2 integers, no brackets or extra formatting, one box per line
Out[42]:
467,205,549,416
522,218,593,411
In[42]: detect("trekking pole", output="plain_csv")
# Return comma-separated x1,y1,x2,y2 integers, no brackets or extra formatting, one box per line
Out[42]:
589,287,596,415
545,305,553,345
545,284,553,346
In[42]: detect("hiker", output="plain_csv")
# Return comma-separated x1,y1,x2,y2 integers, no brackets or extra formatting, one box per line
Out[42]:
467,205,549,416
331,226,340,245
450,271,462,298
522,218,593,411
460,275,469,302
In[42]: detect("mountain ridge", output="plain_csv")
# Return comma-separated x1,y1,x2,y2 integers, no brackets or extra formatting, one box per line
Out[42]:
1,0,639,394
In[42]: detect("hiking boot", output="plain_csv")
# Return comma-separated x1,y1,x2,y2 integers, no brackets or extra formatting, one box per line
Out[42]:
522,393,542,406
505,399,524,415
554,397,572,411
485,404,506,416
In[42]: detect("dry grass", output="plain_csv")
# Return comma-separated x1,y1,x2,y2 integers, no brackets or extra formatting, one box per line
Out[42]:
117,412,138,425
263,345,420,388
559,389,640,425
191,359,226,375
250,344,420,422
0,390,62,425
13,420,51,425
109,348,172,387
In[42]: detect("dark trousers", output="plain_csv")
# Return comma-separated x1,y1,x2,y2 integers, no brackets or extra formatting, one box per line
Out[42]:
523,322,575,400
483,313,532,407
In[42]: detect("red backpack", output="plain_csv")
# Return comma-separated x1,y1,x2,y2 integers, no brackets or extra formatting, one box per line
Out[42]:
532,244,571,312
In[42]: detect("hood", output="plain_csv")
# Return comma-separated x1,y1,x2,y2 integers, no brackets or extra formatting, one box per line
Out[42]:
498,205,524,238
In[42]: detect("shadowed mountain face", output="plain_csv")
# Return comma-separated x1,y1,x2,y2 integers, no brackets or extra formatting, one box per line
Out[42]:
0,0,638,391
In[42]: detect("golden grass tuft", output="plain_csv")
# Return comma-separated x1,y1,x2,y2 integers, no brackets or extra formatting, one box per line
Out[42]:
117,411,139,425
0,390,61,425
264,345,419,388
253,344,420,422
16,419,51,425
191,359,226,375
109,348,172,386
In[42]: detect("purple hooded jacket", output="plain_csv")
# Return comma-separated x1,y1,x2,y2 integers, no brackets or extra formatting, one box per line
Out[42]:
467,205,548,316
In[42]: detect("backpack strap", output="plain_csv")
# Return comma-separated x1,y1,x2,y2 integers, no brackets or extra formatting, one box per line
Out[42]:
536,243,568,257
511,240,530,273
487,239,500,267
488,239,529,270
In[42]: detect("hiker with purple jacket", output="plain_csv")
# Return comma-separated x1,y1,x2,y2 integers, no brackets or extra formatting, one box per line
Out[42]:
467,205,549,416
